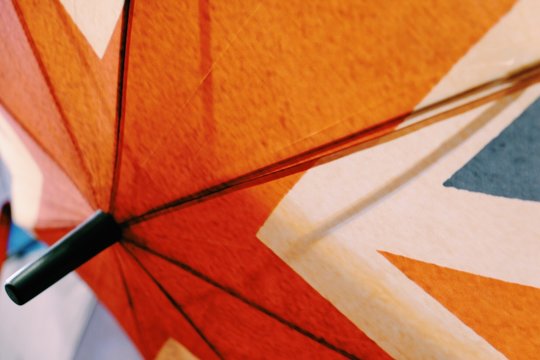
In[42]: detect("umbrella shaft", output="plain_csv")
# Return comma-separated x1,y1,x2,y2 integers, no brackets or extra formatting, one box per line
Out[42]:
4,210,121,305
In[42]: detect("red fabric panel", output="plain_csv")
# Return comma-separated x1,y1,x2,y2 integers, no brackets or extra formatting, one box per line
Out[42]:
76,245,142,356
13,0,123,209
124,174,390,358
0,0,93,205
34,227,72,247
117,245,221,359
114,0,515,219
126,242,376,359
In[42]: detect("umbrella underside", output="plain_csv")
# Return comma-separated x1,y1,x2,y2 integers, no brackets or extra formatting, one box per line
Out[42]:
1,0,539,358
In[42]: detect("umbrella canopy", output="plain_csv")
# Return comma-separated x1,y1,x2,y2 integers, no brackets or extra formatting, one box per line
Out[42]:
1,0,539,358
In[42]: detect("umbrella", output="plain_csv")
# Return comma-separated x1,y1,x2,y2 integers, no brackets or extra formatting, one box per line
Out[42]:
1,0,539,358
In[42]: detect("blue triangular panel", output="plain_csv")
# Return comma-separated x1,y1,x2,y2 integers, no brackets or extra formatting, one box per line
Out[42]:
444,97,540,202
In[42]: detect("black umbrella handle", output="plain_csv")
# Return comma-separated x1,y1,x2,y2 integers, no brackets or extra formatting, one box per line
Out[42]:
4,210,121,305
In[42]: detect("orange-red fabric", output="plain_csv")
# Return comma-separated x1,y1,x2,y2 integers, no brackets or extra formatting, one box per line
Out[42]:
383,252,540,360
114,0,515,219
126,242,380,359
117,245,221,359
34,227,72,247
12,0,123,209
125,174,390,358
0,0,93,205
77,245,142,354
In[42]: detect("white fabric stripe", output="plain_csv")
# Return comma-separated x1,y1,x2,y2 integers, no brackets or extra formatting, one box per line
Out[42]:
0,107,42,229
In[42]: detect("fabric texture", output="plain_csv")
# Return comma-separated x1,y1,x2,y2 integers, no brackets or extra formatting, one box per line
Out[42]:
2,0,539,358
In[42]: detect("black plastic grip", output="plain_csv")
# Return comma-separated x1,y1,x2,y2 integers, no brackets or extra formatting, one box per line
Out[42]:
4,210,121,305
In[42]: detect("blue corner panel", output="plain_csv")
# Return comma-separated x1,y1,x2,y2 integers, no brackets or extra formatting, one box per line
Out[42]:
444,97,540,202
